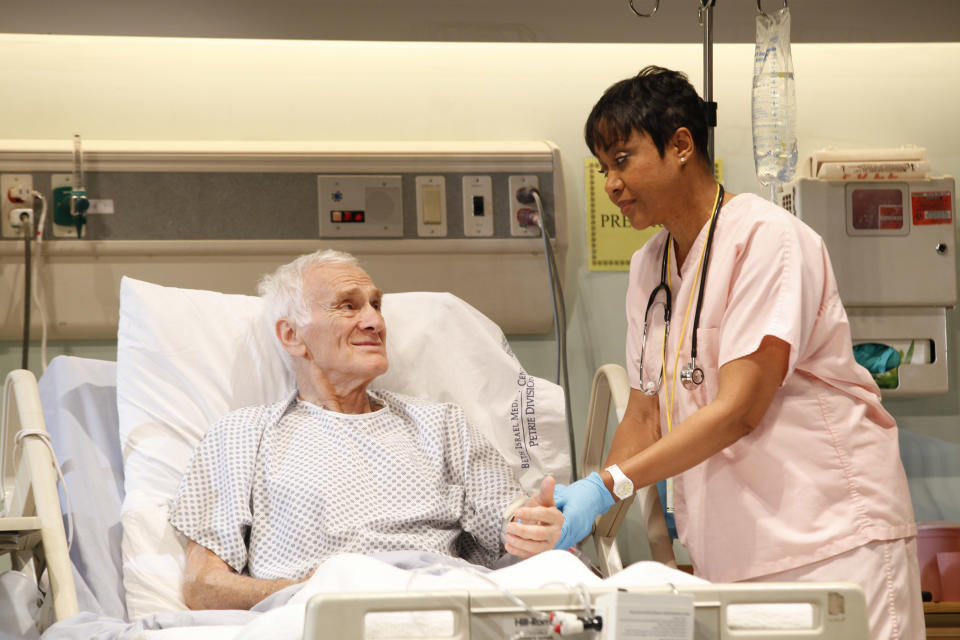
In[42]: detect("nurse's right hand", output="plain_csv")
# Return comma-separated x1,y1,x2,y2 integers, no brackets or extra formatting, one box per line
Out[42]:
552,472,615,550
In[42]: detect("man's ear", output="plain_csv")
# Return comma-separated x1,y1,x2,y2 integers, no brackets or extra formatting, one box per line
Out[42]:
276,319,306,358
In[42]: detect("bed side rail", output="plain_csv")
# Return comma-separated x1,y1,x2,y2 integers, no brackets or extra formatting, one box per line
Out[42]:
582,364,675,575
304,589,471,640
1,369,78,623
303,582,870,640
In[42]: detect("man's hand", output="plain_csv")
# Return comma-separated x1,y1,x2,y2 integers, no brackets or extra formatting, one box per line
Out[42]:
504,475,564,558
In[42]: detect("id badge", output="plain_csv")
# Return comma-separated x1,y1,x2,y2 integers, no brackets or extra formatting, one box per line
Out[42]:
666,476,674,513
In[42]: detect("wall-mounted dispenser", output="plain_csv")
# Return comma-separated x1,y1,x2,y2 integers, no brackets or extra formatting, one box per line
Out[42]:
781,147,956,396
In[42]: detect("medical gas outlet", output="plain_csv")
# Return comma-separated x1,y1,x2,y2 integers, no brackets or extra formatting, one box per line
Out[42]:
51,174,89,238
509,175,540,237
1,174,34,238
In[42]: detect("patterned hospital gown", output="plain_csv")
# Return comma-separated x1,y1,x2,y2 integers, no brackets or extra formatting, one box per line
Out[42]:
168,389,524,580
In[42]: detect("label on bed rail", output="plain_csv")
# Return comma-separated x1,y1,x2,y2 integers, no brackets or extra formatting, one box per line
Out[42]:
595,592,694,640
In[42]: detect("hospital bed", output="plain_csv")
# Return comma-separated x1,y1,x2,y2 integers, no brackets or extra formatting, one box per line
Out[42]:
0,278,870,639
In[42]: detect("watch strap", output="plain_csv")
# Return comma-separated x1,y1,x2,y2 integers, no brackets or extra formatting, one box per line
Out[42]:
605,464,634,501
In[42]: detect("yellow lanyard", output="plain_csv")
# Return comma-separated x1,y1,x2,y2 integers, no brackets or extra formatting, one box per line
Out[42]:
662,185,722,513
663,184,722,435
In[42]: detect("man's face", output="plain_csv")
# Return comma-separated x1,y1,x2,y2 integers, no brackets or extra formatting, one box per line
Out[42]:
296,263,388,386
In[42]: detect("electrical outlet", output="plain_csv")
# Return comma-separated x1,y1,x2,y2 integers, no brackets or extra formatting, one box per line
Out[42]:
508,175,540,237
9,208,33,229
1,174,34,238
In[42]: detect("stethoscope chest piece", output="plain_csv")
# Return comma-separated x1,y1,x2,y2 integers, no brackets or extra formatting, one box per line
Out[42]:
680,360,705,390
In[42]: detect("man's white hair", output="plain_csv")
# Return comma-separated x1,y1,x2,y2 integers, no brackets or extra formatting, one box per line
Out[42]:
258,249,360,328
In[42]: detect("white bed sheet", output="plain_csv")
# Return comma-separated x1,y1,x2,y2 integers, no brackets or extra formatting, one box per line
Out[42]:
127,550,708,640
36,356,125,621
41,548,828,640
125,550,817,640
264,551,709,640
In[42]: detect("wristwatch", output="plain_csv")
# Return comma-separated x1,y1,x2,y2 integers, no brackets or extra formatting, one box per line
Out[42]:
605,464,634,501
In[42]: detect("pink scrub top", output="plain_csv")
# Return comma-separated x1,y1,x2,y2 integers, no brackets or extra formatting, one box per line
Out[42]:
625,193,917,583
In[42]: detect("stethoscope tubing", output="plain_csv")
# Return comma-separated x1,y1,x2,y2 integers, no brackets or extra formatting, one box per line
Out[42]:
639,184,724,395
688,184,724,364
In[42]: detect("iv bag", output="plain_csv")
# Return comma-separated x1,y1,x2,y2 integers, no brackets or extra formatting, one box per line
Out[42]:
752,6,797,188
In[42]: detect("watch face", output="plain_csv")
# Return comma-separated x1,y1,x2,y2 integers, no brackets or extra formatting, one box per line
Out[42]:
614,480,633,499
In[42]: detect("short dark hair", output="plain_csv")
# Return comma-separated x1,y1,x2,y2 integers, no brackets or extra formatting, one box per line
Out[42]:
584,66,709,161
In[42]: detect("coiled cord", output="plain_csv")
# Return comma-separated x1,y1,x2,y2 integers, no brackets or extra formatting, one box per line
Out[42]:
523,189,576,480
21,215,32,370
31,191,49,372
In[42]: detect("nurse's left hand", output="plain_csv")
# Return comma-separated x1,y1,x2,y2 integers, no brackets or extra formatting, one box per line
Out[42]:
505,475,564,558
552,472,615,550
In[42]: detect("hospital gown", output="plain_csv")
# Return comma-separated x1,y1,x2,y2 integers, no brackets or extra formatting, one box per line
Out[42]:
168,389,524,580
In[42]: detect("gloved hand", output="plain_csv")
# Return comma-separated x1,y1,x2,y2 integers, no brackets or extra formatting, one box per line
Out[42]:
552,472,616,550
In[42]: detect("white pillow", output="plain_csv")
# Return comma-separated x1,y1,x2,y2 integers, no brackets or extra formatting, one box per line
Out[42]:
370,291,570,492
117,278,295,619
116,277,569,619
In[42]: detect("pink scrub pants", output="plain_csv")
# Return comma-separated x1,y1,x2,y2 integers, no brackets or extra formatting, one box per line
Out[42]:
751,537,925,639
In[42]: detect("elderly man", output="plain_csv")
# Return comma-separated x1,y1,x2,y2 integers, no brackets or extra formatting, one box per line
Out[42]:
168,249,563,610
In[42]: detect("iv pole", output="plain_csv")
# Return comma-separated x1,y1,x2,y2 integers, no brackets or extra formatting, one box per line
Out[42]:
700,0,717,164
629,0,718,164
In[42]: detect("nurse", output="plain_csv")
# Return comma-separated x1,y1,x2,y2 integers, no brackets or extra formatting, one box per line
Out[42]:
556,66,923,639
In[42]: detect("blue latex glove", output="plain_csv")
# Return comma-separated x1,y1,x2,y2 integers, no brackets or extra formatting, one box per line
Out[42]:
552,472,616,550
853,342,901,374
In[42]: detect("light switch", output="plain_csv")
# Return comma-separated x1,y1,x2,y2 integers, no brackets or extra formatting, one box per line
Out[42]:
462,175,493,237
416,176,447,237
421,185,443,225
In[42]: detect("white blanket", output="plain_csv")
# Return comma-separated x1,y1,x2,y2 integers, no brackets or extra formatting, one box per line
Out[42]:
236,550,705,640
133,551,706,639
43,551,817,639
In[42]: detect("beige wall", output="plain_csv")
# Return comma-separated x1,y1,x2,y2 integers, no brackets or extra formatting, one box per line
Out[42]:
1,35,958,563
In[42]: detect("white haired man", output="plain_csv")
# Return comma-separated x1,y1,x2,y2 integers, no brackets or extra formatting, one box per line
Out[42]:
169,249,563,610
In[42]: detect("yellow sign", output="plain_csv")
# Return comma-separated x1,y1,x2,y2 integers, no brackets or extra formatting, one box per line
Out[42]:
585,158,659,271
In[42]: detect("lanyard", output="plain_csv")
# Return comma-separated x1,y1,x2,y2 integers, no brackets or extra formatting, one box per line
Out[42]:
663,184,723,433
663,183,723,512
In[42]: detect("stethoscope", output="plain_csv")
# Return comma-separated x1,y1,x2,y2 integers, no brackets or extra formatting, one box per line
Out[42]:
639,184,724,396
